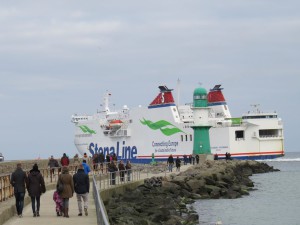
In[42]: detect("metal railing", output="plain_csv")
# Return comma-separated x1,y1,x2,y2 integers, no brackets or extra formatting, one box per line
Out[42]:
93,175,110,225
0,174,14,202
0,165,79,202
97,169,141,190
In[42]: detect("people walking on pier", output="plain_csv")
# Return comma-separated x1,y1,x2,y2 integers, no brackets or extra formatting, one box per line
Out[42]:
108,161,118,185
27,164,46,217
112,153,117,163
61,153,70,167
10,163,28,218
125,160,132,181
73,154,80,171
48,155,59,176
98,152,105,173
92,153,99,171
118,160,126,182
73,164,90,216
167,154,174,172
83,152,89,162
214,153,219,160
175,156,181,172
225,152,232,161
196,154,200,164
53,188,63,216
57,166,74,218
192,155,195,165
106,154,110,172
106,153,110,163
82,159,91,175
183,154,187,165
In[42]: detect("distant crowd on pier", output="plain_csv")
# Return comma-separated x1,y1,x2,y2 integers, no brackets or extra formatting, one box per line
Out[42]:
10,152,132,220
166,154,201,173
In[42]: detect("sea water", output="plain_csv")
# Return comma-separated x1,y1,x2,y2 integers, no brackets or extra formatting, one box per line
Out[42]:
193,152,300,225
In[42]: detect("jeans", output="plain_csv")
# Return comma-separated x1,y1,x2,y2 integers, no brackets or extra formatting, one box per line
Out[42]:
168,164,173,172
63,198,70,208
76,193,89,213
31,196,40,213
110,172,116,185
15,192,25,215
127,170,131,181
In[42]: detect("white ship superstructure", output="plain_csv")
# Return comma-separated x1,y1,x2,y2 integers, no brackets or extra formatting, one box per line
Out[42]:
71,85,284,163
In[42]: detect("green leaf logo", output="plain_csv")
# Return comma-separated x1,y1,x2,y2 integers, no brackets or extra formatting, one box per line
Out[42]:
140,118,185,136
79,125,96,134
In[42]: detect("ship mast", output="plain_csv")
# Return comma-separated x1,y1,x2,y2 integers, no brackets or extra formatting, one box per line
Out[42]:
103,91,111,113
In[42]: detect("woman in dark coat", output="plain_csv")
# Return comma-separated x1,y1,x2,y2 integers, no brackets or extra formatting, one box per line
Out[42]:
58,166,74,218
27,164,46,217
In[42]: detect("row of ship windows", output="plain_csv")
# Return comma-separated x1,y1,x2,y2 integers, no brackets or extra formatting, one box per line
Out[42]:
242,115,277,119
74,117,88,121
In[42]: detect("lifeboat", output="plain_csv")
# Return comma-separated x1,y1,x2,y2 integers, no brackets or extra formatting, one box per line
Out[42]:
109,120,123,130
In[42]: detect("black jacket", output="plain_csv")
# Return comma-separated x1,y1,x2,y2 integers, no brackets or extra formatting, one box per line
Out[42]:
27,170,46,197
73,169,89,194
10,168,28,193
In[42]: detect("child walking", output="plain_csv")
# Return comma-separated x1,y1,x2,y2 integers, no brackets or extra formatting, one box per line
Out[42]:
53,188,63,216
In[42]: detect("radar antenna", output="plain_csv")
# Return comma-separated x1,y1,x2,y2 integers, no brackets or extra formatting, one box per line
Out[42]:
250,104,261,113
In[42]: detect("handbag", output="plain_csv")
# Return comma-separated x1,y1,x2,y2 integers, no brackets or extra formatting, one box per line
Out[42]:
57,177,64,194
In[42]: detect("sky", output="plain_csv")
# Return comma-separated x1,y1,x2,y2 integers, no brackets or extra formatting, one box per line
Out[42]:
0,1,299,160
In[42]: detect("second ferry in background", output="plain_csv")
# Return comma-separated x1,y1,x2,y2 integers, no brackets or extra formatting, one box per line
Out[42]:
71,84,284,163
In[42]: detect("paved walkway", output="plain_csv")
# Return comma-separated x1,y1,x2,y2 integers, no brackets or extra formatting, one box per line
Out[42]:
2,163,193,225
3,186,96,225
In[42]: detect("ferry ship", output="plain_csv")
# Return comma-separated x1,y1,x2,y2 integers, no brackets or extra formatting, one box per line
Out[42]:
71,85,284,163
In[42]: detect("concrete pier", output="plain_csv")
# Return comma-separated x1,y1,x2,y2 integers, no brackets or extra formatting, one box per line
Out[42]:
1,184,96,225
0,163,194,225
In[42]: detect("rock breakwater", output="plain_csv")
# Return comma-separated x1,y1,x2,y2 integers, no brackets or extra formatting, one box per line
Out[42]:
104,160,279,225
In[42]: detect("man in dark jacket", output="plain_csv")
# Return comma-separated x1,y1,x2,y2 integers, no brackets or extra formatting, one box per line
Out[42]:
48,155,59,176
10,163,28,217
73,164,90,216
